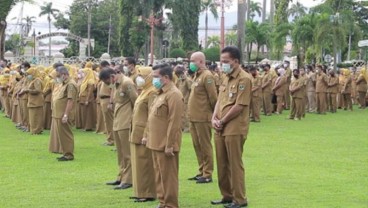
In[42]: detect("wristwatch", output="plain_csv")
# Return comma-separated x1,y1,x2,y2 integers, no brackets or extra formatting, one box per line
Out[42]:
63,114,68,118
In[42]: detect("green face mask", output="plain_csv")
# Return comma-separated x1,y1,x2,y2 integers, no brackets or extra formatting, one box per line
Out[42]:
189,62,198,72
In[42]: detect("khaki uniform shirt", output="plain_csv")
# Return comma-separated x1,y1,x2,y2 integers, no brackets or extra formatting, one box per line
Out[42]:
261,72,273,93
215,66,252,136
327,76,339,94
316,73,328,93
112,75,137,131
99,82,112,104
79,84,95,103
274,76,287,96
290,78,304,98
51,78,77,119
251,75,262,97
27,78,44,108
129,70,139,86
342,76,352,94
306,72,316,92
147,82,184,152
177,76,192,104
356,75,367,92
188,69,218,122
19,78,29,100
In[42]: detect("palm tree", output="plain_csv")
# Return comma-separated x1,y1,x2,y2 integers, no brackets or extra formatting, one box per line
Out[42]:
201,0,219,49
288,1,307,20
245,20,271,63
207,35,220,48
270,0,275,24
225,31,237,46
39,2,59,57
22,16,36,37
249,1,262,20
262,0,267,22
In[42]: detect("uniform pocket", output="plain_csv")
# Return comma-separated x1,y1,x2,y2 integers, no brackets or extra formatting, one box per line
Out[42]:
155,102,168,117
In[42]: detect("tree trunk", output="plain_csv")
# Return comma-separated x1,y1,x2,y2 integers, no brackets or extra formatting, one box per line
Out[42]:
205,9,208,49
261,0,266,54
347,33,352,61
0,21,6,60
246,0,251,21
237,0,246,63
256,46,260,63
270,0,275,24
248,42,253,64
48,15,51,58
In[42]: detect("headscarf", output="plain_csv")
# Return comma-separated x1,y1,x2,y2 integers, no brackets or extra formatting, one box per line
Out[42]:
79,67,96,96
135,67,156,104
26,67,41,79
43,70,57,93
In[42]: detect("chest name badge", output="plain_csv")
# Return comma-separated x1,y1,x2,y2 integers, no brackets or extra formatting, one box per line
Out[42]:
229,92,233,98
120,92,125,97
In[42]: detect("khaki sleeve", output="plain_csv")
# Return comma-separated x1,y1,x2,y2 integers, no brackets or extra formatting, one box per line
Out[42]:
67,84,77,99
28,79,42,95
165,91,184,149
144,92,157,139
236,77,252,106
204,74,218,110
126,82,138,107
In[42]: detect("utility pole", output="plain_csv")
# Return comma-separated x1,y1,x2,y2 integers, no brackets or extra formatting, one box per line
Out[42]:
107,15,112,54
87,0,92,57
237,0,246,63
220,0,225,50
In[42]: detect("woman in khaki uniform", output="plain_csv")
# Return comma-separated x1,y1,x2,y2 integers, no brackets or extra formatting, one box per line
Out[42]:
75,69,83,129
79,63,96,131
10,71,22,124
25,67,44,134
43,69,55,130
17,76,30,132
342,69,353,111
130,67,156,202
0,70,11,117
272,68,287,114
95,80,106,134
356,69,367,109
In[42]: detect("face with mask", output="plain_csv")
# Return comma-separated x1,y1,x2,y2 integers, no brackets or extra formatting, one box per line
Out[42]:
220,51,238,75
152,69,169,90
27,74,33,80
135,76,146,87
293,70,300,78
189,62,199,73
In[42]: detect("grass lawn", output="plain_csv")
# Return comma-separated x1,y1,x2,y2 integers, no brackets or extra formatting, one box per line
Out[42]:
0,108,367,208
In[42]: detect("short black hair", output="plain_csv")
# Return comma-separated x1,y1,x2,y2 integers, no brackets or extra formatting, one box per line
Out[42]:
125,57,136,66
293,69,300,73
249,65,257,72
99,68,116,80
56,66,69,75
221,46,241,62
22,61,31,68
100,60,110,68
157,64,173,80
53,62,64,69
263,64,270,69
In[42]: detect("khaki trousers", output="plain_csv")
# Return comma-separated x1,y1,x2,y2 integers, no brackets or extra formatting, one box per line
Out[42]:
250,96,261,122
51,117,74,158
343,93,353,110
152,150,179,208
182,103,189,131
262,92,272,115
49,118,62,154
290,97,303,119
307,91,316,112
95,103,106,133
276,95,284,114
189,122,213,178
316,92,327,114
215,134,247,205
328,93,337,112
101,101,114,144
131,143,156,198
113,129,132,184
29,107,44,134
284,89,291,109
358,92,367,109
80,102,96,130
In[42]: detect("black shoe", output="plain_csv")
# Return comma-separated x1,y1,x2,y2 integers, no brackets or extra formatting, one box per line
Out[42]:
57,156,74,161
106,180,121,185
224,202,248,208
196,177,212,184
211,199,232,205
134,198,155,202
114,183,132,190
188,174,201,181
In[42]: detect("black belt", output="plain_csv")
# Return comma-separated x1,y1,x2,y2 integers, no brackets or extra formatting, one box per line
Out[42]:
100,96,111,99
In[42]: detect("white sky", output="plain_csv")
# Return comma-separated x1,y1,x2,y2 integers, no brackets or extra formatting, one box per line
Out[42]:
6,0,324,40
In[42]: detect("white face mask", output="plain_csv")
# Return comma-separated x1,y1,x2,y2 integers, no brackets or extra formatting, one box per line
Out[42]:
283,63,288,68
135,76,146,87
56,77,63,84
222,63,233,74
123,66,130,74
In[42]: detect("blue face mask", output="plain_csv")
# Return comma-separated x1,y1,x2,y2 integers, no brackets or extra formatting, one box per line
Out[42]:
27,75,33,80
152,77,162,89
222,63,233,74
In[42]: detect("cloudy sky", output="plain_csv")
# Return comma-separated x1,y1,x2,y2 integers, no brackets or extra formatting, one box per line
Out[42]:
6,0,324,41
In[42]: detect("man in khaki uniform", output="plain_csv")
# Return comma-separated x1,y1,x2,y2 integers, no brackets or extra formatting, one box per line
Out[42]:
355,69,367,109
100,68,138,190
174,65,192,132
147,64,184,208
272,68,287,114
188,52,217,184
249,66,261,122
261,64,273,116
306,65,316,112
123,57,139,83
211,46,251,208
50,66,78,161
327,70,339,113
283,61,292,109
99,80,114,145
315,65,328,114
342,69,353,111
289,69,305,120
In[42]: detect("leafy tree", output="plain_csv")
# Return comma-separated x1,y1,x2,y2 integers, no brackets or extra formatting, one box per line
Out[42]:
203,47,220,62
39,2,59,57
5,34,21,54
119,0,135,57
207,35,220,48
288,1,307,20
225,31,237,46
22,16,36,37
249,0,262,20
245,20,271,63
170,48,186,58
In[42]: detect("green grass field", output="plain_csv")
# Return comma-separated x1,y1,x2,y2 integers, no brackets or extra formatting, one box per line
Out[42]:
0,108,367,208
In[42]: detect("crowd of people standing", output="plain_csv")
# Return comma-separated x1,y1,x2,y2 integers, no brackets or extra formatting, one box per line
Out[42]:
0,45,367,208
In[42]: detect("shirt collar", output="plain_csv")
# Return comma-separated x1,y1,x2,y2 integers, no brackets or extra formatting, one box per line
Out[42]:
161,81,174,94
228,66,241,79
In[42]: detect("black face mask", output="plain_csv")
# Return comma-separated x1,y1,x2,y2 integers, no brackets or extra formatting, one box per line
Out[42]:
294,75,299,79
16,78,21,82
